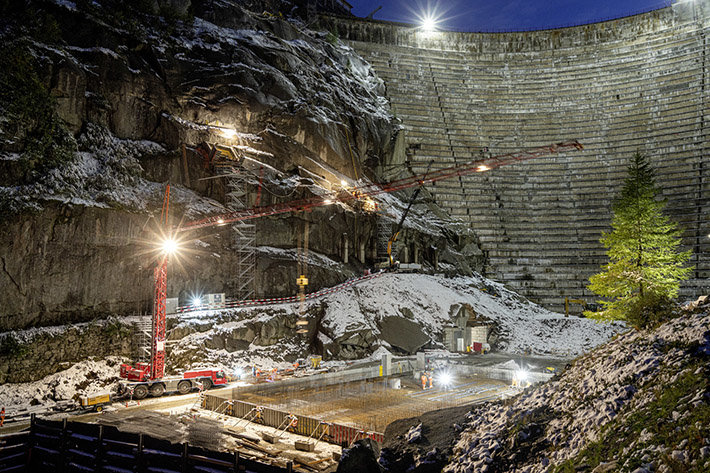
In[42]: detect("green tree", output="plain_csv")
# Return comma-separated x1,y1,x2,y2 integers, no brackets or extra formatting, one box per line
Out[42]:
585,153,692,328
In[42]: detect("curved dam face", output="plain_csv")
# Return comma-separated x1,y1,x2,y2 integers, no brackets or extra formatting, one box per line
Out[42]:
321,1,709,312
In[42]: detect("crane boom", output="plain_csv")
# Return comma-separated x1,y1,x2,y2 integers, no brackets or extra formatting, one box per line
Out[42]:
177,141,583,233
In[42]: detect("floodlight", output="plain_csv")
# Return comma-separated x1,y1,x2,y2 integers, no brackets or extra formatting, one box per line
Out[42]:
516,370,528,382
161,238,179,254
477,165,490,172
439,371,453,386
324,199,333,205
340,180,348,187
218,127,237,139
421,15,437,32
192,296,202,307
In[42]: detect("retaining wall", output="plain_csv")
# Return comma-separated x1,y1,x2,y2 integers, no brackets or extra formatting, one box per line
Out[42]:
320,0,710,312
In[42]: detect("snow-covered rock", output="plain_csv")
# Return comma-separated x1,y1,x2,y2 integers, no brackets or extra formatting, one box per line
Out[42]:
442,305,710,473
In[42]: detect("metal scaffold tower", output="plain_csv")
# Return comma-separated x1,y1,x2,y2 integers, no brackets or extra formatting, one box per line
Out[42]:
135,312,152,363
377,216,393,260
215,156,256,301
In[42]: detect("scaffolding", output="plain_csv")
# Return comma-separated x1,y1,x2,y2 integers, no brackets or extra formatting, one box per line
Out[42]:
135,312,152,363
377,215,393,261
214,147,256,301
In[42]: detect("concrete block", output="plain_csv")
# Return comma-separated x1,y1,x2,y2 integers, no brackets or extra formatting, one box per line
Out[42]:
381,353,393,376
295,441,315,452
416,352,426,370
261,432,278,444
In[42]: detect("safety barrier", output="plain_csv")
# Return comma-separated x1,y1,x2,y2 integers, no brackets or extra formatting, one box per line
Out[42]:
203,397,384,446
0,415,291,473
176,272,384,313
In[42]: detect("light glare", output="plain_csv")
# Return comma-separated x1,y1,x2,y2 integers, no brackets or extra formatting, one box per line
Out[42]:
439,371,453,386
422,15,436,32
162,238,178,254
218,127,237,139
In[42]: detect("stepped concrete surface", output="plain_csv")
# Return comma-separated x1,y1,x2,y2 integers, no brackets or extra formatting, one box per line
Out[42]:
320,1,710,312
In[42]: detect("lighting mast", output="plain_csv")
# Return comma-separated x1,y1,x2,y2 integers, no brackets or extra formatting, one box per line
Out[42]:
120,184,177,382
151,184,172,380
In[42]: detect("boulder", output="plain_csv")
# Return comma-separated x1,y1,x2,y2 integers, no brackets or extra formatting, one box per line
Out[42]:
377,317,430,354
336,438,383,473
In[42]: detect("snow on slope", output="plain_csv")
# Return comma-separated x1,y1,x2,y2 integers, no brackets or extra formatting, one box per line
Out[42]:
0,357,122,411
176,272,624,360
318,273,623,357
443,307,710,473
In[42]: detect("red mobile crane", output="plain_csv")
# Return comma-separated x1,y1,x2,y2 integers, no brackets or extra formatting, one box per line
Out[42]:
119,141,583,399
119,185,227,399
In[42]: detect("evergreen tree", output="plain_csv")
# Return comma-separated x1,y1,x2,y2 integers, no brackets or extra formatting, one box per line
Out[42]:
585,153,692,328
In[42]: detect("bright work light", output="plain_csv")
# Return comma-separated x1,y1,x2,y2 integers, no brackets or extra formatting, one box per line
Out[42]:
516,370,528,382
192,296,202,307
421,15,437,32
439,371,453,386
218,127,237,139
161,238,178,254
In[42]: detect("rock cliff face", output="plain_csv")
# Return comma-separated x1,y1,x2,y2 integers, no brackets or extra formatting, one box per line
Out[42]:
0,0,480,329
0,319,134,384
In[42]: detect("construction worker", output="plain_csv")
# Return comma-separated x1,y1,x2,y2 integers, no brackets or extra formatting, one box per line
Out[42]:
255,406,264,424
0,407,4,427
428,372,434,390
421,372,428,390
286,413,298,432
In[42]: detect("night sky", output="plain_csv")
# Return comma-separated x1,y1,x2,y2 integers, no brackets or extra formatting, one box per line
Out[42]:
349,0,673,32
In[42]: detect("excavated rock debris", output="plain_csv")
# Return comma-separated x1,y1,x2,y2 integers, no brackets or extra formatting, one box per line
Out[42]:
378,405,471,473
336,438,383,473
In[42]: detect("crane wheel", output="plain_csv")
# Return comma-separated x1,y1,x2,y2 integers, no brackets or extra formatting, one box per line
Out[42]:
95,406,103,413
201,378,213,390
133,384,149,400
149,383,166,397
177,380,191,395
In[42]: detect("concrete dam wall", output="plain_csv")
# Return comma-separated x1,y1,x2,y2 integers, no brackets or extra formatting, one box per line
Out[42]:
321,0,710,312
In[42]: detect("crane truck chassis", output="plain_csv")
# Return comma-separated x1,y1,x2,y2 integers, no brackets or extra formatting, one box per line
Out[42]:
118,366,227,400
